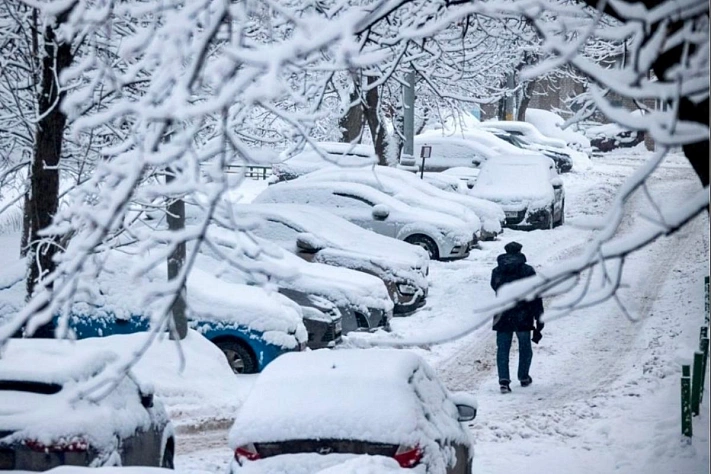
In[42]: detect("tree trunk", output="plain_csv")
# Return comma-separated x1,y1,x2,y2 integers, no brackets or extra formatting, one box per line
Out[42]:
26,20,73,301
363,77,388,165
339,85,364,143
517,80,537,122
166,174,188,340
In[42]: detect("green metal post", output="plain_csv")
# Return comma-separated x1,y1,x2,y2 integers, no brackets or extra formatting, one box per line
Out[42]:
682,365,692,437
700,336,709,404
705,276,709,325
692,352,704,415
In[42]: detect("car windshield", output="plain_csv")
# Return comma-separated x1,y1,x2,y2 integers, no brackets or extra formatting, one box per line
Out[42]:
255,440,398,459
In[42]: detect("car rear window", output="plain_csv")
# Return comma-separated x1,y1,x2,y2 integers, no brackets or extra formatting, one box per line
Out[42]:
255,439,398,458
0,380,62,394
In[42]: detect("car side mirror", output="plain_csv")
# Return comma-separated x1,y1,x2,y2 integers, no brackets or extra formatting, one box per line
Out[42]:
296,233,325,253
372,204,390,220
456,404,477,422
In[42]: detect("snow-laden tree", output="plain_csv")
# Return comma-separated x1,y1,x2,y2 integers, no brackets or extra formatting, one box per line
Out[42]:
0,0,707,350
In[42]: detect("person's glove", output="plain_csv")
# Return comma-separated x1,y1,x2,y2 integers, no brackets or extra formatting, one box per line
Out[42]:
536,321,545,332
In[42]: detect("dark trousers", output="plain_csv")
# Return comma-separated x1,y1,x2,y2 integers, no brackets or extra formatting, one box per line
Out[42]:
496,331,532,383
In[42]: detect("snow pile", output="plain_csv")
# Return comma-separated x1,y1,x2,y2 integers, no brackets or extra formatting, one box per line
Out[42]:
0,339,168,452
42,468,211,474
75,331,252,428
525,109,591,149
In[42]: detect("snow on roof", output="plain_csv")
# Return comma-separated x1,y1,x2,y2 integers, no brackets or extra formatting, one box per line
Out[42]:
0,340,116,386
470,156,555,208
525,109,591,149
228,349,424,446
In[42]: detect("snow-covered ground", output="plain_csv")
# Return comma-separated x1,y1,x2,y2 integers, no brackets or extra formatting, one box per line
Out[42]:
174,151,709,473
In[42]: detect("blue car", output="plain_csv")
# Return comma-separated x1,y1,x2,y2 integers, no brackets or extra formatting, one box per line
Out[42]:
57,267,309,374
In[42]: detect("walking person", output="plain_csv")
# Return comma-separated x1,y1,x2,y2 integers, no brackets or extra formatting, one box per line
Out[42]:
490,241,544,394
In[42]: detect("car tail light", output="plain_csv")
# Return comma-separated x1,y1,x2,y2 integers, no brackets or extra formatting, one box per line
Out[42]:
24,438,88,452
393,444,422,468
234,443,260,462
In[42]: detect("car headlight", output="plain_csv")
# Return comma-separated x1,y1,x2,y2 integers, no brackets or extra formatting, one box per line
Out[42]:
398,284,417,296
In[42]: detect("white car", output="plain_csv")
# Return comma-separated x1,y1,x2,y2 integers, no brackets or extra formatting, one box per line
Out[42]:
469,155,565,230
321,165,504,240
296,167,483,240
253,181,476,261
0,339,174,470
272,142,377,182
228,349,477,474
231,204,429,315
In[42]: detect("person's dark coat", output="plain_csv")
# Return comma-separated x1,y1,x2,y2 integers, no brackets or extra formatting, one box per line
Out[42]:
490,251,543,332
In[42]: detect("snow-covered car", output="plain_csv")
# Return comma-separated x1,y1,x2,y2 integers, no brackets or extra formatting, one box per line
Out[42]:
0,339,174,470
56,261,309,375
198,230,393,336
231,204,429,315
297,165,504,241
481,127,574,173
271,142,377,183
398,128,539,173
586,122,645,152
524,108,591,152
296,167,482,239
253,181,476,261
469,155,565,230
228,349,477,474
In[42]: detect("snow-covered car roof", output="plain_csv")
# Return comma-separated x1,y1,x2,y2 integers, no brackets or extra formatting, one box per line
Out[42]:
228,348,470,449
469,156,557,208
296,167,481,230
0,339,167,452
254,180,475,244
273,142,377,179
481,120,568,149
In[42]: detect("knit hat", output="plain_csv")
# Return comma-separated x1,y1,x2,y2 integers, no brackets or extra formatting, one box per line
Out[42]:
504,241,523,254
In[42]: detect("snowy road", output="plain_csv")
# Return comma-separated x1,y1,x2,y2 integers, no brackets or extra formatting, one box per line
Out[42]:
175,150,709,473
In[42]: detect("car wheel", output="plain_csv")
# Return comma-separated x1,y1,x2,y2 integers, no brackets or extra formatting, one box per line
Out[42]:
215,340,257,374
546,205,555,230
405,234,439,260
161,440,175,469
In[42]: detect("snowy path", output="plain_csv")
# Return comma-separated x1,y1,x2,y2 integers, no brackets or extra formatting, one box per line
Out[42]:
175,151,709,473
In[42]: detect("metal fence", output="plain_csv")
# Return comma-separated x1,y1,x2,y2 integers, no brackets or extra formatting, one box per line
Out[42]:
225,165,272,180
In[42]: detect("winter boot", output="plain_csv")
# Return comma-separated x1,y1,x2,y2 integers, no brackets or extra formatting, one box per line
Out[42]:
499,380,512,394
520,376,533,387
